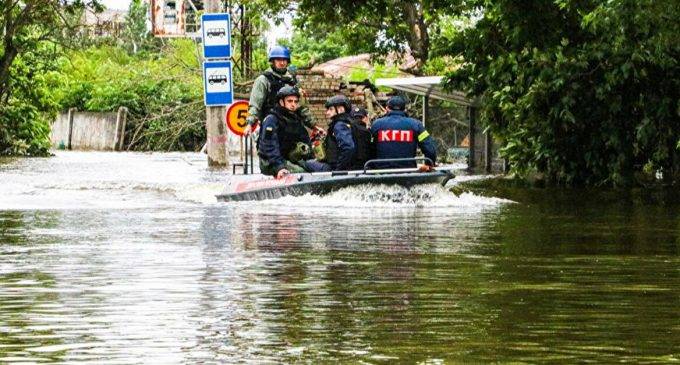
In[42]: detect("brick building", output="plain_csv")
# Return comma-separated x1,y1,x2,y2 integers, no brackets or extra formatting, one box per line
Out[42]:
296,70,386,128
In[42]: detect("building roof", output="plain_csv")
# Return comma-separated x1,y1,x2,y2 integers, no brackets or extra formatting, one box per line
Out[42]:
83,9,127,26
375,76,474,106
311,53,416,78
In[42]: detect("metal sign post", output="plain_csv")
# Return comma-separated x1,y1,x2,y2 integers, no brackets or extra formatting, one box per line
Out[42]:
201,2,231,167
224,100,252,174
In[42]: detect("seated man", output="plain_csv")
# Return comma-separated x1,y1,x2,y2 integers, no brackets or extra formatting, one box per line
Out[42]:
257,86,319,179
370,96,437,169
349,106,375,170
322,95,357,171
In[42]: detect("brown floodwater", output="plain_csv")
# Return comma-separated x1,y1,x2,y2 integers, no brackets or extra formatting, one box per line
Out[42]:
0,151,678,363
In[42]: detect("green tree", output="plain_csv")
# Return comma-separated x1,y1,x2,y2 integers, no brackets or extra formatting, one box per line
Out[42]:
255,0,464,74
0,0,101,100
0,0,102,156
0,42,62,155
304,0,461,74
123,0,149,54
56,40,205,151
277,28,349,68
445,0,680,185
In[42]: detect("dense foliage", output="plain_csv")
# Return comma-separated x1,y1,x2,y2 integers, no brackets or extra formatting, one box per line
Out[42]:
1,0,209,154
445,0,680,185
259,0,465,74
0,0,101,156
56,40,205,151
0,43,61,155
277,29,349,68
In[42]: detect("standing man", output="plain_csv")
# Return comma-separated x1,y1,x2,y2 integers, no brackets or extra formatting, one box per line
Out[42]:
257,86,314,179
370,96,437,169
245,45,317,134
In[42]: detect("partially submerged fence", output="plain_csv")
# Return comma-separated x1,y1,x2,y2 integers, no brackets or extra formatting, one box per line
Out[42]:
50,107,128,151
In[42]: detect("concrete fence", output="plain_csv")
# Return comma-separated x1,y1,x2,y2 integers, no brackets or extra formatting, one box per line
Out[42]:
50,107,128,151
468,108,505,173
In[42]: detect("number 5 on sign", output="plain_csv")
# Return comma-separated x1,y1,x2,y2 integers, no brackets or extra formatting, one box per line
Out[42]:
226,100,249,136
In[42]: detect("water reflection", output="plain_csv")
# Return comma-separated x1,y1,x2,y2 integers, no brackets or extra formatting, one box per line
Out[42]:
1,152,679,362
0,271,66,363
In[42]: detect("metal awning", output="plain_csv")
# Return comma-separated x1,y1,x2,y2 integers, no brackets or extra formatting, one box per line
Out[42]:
375,76,473,106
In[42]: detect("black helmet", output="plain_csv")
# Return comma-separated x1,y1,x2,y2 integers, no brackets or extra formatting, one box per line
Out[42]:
325,95,351,111
350,106,368,119
276,86,300,101
387,95,407,110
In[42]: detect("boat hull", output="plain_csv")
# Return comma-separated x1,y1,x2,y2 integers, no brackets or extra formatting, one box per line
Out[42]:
216,169,455,202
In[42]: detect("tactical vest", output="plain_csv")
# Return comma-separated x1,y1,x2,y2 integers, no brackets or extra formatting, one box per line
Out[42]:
324,116,372,170
259,72,298,121
350,121,373,170
269,108,310,160
323,119,347,167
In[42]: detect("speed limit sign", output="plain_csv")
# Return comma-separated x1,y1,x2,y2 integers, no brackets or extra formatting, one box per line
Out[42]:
225,100,249,136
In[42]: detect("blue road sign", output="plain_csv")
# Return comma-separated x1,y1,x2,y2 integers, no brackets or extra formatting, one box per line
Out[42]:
201,13,231,59
203,61,233,106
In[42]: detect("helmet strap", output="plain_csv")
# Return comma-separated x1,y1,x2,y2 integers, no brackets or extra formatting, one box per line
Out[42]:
271,64,287,75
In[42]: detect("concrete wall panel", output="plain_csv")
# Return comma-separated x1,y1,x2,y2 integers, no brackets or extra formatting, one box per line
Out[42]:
50,108,127,151
70,112,119,150
50,112,72,149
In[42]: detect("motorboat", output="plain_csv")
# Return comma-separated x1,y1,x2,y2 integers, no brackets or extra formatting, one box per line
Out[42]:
216,158,455,202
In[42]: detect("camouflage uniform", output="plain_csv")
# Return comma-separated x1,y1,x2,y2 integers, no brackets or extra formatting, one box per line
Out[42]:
247,68,316,129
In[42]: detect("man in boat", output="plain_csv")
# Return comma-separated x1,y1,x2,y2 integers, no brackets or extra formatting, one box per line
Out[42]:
245,45,319,135
321,95,359,171
370,95,437,169
348,105,375,170
257,86,327,178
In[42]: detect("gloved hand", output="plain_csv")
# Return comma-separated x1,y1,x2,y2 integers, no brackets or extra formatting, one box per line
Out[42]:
312,143,325,161
244,116,258,135
312,125,325,134
276,169,290,179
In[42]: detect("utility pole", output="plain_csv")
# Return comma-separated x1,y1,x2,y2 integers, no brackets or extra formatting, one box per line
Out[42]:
204,0,228,167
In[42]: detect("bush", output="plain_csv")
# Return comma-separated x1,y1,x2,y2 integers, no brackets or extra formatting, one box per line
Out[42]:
445,0,680,186
0,44,60,156
56,40,206,151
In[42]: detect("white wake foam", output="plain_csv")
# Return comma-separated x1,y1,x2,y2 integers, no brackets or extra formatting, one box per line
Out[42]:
232,183,511,209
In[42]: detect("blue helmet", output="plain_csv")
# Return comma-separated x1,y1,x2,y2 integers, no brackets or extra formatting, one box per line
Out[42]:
268,45,291,61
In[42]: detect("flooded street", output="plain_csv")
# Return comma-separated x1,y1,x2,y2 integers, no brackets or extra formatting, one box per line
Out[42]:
1,152,678,363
